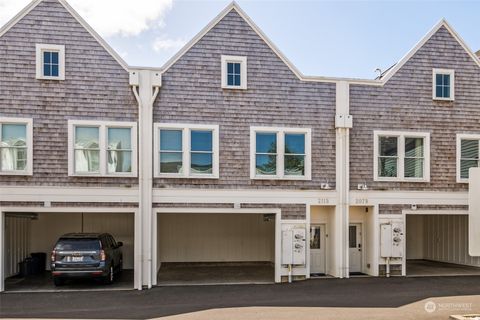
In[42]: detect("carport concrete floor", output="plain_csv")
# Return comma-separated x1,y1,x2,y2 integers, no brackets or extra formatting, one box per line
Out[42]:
157,262,274,285
5,270,134,292
407,259,480,276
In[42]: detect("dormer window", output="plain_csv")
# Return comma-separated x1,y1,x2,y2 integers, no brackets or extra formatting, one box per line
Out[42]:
433,69,454,101
221,55,247,90
36,44,65,80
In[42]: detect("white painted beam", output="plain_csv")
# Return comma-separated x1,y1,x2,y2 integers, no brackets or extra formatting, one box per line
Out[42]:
469,168,480,256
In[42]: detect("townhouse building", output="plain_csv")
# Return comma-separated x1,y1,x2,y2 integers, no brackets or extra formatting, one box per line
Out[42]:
0,0,479,291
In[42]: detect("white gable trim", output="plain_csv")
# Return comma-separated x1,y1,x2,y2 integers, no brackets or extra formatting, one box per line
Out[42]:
0,0,129,72
380,19,480,84
0,0,42,38
159,2,380,86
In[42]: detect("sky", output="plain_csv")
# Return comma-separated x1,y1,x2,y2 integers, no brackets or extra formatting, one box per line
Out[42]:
0,0,479,79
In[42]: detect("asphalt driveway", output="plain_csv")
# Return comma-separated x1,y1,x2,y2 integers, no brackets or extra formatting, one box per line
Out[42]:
1,276,480,319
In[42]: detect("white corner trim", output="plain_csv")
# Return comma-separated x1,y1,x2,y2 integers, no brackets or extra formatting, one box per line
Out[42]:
0,117,33,176
250,126,312,181
373,130,431,183
35,44,65,80
67,119,138,177
432,68,455,101
154,123,220,179
456,133,480,183
221,55,247,90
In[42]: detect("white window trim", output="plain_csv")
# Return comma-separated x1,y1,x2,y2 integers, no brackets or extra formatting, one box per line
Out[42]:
432,68,454,101
0,117,33,176
250,126,312,181
154,123,220,179
373,130,430,182
456,133,480,183
221,55,247,90
68,120,137,177
36,44,65,80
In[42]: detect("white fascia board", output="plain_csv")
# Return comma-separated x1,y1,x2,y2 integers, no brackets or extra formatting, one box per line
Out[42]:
350,190,468,206
153,188,337,205
403,209,468,215
0,186,139,203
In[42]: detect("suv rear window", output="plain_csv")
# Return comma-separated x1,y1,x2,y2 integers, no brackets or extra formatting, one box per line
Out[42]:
55,239,101,251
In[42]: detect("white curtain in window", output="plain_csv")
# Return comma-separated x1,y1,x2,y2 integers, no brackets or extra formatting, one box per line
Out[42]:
1,144,14,171
107,141,120,173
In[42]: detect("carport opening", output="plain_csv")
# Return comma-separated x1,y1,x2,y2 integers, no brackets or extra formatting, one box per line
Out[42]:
3,212,135,292
156,212,275,285
406,214,480,276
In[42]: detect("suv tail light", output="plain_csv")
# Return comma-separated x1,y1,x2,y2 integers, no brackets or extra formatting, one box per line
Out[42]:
100,249,106,261
51,250,56,262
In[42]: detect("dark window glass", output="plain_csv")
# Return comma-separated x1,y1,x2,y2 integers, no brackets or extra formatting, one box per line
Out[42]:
191,153,213,174
379,137,397,156
43,51,59,77
460,139,479,179
435,73,451,98
349,226,357,248
310,226,321,249
256,154,277,175
226,62,241,86
191,131,212,152
55,239,101,251
256,133,276,153
160,130,183,174
285,134,305,154
190,130,213,174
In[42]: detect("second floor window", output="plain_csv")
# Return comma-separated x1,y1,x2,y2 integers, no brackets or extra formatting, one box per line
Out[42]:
457,134,480,182
68,120,137,176
374,131,430,182
433,68,454,101
155,124,219,178
36,44,65,80
0,118,33,175
221,55,247,90
250,127,311,180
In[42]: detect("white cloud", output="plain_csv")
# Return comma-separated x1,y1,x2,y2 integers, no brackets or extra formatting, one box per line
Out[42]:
0,0,173,37
152,37,187,52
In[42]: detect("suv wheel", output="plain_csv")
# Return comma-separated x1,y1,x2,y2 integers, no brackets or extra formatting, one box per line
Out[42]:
53,278,64,286
104,266,114,284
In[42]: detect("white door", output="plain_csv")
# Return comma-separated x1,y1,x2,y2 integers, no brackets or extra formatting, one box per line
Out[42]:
310,224,326,274
349,224,362,274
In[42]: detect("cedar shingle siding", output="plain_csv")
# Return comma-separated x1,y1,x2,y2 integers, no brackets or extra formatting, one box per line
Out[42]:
154,11,336,190
350,26,480,192
0,0,137,187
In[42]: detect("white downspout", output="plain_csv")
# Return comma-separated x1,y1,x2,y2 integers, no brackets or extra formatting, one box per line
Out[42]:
130,70,161,289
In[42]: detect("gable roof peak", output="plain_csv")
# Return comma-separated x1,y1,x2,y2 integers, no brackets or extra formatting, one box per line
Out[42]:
379,18,480,82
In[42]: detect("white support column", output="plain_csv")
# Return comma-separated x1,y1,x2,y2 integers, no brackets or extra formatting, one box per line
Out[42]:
335,81,351,278
131,69,161,289
0,210,4,292
469,168,480,257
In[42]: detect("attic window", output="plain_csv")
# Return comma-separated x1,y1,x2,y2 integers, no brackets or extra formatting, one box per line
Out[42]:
36,44,65,80
433,69,454,101
221,55,247,90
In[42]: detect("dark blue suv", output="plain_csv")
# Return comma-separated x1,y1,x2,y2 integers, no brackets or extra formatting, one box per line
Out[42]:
51,233,123,286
